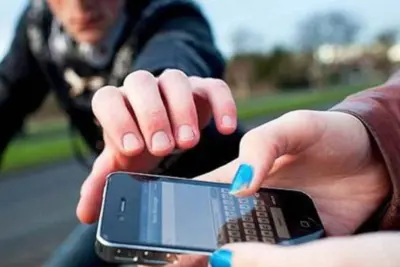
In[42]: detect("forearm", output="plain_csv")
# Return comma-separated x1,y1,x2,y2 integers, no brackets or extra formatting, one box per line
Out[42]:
0,77,49,162
330,84,400,230
0,90,24,158
0,5,50,163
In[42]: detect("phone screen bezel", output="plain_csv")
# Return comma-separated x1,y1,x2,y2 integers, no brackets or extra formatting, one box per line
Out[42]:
97,171,324,254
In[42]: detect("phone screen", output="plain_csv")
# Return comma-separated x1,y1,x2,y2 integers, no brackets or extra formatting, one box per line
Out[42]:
99,172,324,253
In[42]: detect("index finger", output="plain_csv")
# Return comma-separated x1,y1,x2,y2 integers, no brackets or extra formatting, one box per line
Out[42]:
194,111,326,197
76,134,129,224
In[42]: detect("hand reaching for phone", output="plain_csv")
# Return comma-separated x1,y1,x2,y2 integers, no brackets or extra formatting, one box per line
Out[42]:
77,70,237,224
196,110,390,236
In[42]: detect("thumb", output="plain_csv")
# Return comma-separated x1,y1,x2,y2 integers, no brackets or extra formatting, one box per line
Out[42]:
229,111,325,196
209,232,400,267
76,148,116,223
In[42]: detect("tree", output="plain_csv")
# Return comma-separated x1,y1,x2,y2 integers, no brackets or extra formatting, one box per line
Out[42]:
297,10,361,52
376,29,398,47
374,29,398,76
227,28,265,98
230,27,265,55
296,10,362,89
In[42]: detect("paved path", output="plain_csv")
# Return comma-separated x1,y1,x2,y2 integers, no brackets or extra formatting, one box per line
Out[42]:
0,161,89,267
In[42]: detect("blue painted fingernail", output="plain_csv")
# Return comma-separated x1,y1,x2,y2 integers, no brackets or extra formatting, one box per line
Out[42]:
229,164,254,194
209,249,232,267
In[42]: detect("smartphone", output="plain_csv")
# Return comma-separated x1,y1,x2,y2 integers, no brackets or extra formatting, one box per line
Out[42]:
95,171,325,265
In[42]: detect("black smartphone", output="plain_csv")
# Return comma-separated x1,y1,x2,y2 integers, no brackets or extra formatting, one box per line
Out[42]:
95,171,325,265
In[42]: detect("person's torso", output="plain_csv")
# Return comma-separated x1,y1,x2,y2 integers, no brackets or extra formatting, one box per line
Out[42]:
25,0,150,153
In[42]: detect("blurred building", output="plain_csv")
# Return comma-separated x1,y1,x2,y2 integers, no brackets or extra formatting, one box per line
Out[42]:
313,42,400,85
388,44,400,64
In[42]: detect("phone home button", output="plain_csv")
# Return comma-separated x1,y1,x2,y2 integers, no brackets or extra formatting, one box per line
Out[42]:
300,217,318,229
300,220,311,229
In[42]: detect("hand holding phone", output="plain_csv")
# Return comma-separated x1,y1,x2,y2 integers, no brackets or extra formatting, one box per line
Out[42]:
95,172,325,265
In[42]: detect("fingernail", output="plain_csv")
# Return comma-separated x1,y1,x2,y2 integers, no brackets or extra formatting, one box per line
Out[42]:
230,164,254,194
122,133,140,152
151,131,171,151
178,125,195,141
222,115,235,128
209,249,232,267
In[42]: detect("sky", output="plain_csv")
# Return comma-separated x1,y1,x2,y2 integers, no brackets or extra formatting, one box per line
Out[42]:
0,0,399,58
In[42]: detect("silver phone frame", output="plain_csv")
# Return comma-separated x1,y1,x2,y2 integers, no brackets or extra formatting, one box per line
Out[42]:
95,171,322,264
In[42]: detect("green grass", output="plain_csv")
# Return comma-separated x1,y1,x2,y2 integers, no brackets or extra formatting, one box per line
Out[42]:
2,138,74,171
236,83,371,120
1,84,374,173
1,137,89,172
28,119,68,134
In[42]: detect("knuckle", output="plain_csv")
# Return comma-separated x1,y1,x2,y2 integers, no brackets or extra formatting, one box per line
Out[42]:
240,128,262,149
160,69,187,81
188,76,204,91
188,75,201,81
222,100,237,113
123,70,155,88
178,106,198,122
91,86,118,113
239,128,285,157
240,127,283,157
171,102,194,116
206,78,230,91
188,75,202,84
142,109,168,131
281,110,318,124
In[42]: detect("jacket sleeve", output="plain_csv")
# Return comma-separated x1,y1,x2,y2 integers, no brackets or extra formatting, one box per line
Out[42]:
132,0,225,78
330,75,400,231
0,8,50,159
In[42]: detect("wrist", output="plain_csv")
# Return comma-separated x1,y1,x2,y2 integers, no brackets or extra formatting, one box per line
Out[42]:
386,70,400,86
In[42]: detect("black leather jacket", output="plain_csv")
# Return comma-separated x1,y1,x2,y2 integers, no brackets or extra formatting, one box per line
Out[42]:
0,0,243,176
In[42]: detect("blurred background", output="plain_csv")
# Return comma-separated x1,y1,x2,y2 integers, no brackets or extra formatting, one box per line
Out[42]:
0,0,399,266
